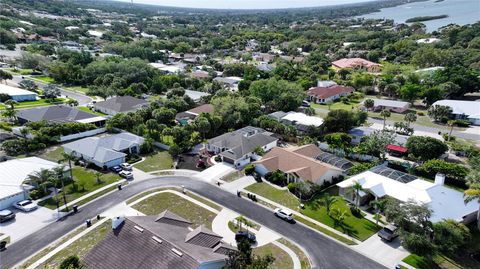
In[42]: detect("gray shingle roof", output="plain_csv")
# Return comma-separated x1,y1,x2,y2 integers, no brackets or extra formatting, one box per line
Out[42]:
209,128,277,160
83,214,230,269
94,96,148,113
156,210,192,227
16,105,98,123
63,133,144,163
185,225,223,248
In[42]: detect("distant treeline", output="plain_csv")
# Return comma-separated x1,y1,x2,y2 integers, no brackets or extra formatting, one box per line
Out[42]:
406,14,448,23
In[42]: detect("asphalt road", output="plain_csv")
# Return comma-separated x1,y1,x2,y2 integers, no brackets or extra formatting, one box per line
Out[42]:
0,176,386,269
9,74,92,106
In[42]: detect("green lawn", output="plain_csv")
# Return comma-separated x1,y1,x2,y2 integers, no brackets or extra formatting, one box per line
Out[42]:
403,254,439,269
133,151,173,172
277,239,311,269
221,171,244,182
37,220,111,269
77,106,107,116
246,182,379,241
32,75,55,83
38,167,120,209
245,182,300,210
253,243,294,269
40,146,64,162
4,68,36,75
0,98,66,110
311,99,362,111
65,86,90,94
131,192,217,229
301,194,380,241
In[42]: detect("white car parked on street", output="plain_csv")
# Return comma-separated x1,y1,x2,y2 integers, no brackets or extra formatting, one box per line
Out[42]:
14,199,38,212
274,208,294,222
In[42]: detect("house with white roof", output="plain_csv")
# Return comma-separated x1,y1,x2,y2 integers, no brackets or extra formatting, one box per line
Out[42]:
0,84,37,101
431,100,480,126
63,132,144,169
366,99,410,113
269,111,324,134
0,157,66,210
337,166,479,223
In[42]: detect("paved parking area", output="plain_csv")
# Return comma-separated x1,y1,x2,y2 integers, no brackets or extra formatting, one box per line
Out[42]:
0,207,57,243
353,234,409,268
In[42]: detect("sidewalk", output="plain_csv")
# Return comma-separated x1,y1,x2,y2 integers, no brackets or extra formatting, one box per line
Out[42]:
25,217,109,269
221,176,256,192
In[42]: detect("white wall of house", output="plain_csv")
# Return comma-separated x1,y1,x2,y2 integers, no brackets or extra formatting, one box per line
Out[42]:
317,169,343,185
255,164,269,176
99,157,125,168
310,93,350,104
263,140,278,152
0,191,27,210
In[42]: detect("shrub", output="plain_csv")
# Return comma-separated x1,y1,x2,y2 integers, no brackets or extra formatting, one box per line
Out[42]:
417,111,425,116
214,155,222,162
350,205,362,217
442,133,455,141
406,136,448,160
244,164,254,175
415,159,469,188
454,119,470,127
60,255,82,269
348,162,376,175
29,189,46,200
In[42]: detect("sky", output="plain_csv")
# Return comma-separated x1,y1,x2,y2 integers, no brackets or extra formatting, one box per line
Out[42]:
115,0,371,10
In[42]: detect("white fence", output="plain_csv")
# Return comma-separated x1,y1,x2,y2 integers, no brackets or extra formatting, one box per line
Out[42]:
59,128,106,142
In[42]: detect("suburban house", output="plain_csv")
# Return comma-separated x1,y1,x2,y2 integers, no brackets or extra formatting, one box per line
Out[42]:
206,126,277,167
190,70,210,79
184,90,210,103
431,100,480,126
0,157,67,210
269,111,324,133
366,99,410,113
307,85,354,104
0,84,37,101
213,76,242,91
93,96,149,115
16,105,105,125
63,132,145,169
149,62,186,74
349,127,408,145
254,145,344,185
337,166,480,223
331,58,381,73
83,211,234,269
175,104,214,125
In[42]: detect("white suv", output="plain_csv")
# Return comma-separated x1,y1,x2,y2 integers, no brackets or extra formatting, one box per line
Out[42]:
274,208,294,222
119,171,134,179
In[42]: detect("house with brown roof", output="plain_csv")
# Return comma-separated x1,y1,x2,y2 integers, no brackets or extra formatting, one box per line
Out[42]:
307,85,354,104
82,211,234,269
331,58,381,73
176,104,214,125
254,145,343,185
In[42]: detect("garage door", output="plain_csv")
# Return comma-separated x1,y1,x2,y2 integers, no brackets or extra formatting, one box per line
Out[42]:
0,192,26,210
223,157,235,164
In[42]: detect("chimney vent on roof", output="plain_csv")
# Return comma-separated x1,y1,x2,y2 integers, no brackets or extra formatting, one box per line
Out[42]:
434,173,445,185
112,216,124,230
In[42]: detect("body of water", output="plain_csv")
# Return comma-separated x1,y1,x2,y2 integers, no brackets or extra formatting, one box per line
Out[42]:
359,0,480,32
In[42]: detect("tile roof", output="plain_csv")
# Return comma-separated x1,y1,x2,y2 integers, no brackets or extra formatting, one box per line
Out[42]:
94,96,148,113
16,105,98,123
83,213,230,269
307,85,354,99
254,146,342,184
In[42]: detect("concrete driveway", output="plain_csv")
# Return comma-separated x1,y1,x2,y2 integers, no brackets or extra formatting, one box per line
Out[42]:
0,207,58,243
353,234,409,268
193,163,235,183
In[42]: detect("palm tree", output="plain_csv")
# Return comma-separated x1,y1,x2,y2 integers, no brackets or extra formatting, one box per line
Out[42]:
24,169,55,193
404,112,417,128
380,109,391,130
370,199,386,225
447,120,456,143
364,99,374,111
95,172,103,185
323,194,338,215
2,99,18,122
60,151,76,189
352,181,364,208
52,165,69,212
